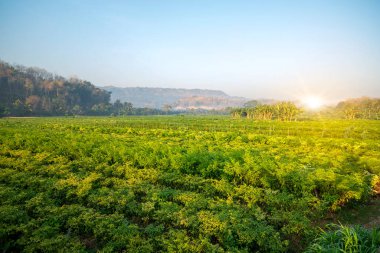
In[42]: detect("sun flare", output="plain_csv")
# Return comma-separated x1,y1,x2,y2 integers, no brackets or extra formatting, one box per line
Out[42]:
303,96,323,109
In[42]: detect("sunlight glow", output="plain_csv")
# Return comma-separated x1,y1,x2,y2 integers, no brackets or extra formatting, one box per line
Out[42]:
303,96,323,109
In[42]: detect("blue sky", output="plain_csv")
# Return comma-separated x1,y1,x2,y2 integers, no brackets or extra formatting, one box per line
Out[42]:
1,0,379,101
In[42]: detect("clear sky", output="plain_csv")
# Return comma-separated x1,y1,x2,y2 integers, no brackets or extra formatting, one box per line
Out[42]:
1,0,379,101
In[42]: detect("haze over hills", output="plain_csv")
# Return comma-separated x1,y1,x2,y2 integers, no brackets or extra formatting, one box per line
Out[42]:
0,59,282,115
102,86,250,110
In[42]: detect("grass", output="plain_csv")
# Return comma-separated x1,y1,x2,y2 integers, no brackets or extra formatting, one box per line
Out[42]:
306,224,380,253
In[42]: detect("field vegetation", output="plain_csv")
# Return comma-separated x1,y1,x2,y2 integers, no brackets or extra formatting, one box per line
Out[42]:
0,116,379,252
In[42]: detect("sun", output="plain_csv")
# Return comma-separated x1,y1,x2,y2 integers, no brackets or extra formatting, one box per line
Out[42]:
303,96,323,109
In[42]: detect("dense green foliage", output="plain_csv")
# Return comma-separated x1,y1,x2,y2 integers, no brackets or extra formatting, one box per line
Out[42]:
306,224,380,253
0,116,379,252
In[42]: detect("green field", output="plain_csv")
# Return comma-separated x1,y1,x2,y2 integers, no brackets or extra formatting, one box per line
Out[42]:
1,116,379,252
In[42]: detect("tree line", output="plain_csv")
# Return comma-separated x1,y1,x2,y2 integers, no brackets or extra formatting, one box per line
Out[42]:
230,97,380,121
230,101,303,121
336,97,380,119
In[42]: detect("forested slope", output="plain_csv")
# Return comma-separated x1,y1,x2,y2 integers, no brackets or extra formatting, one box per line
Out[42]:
0,61,110,116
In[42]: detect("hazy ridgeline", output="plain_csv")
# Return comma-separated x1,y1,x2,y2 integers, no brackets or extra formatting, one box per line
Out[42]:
2,60,380,119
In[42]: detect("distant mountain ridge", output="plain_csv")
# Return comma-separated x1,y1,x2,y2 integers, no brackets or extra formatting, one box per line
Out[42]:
102,86,249,109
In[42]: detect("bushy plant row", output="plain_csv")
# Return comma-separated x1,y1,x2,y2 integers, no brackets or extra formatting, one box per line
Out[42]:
0,117,379,252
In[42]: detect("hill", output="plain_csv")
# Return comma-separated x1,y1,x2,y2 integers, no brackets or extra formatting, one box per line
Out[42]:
0,61,110,116
102,86,249,109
